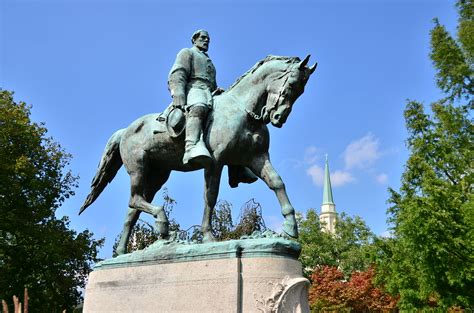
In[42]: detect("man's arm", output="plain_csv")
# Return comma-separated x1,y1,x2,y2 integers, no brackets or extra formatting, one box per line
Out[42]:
168,48,192,109
211,66,223,96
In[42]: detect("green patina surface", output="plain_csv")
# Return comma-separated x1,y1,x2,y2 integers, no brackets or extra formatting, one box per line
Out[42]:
94,231,301,270
79,29,317,257
322,155,334,205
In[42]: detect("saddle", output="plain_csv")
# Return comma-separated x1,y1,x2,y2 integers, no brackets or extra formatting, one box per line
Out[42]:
154,100,257,188
155,87,224,138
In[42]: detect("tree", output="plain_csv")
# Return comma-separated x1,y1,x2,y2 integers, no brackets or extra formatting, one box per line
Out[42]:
297,210,398,310
298,209,376,277
212,198,266,240
0,90,104,312
309,265,398,312
211,200,234,240
308,265,346,311
383,0,474,308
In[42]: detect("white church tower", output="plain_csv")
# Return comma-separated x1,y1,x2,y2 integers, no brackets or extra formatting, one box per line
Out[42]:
320,155,337,233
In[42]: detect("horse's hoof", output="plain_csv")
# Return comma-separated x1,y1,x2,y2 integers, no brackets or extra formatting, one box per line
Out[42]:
282,218,299,239
202,232,216,242
158,235,171,241
116,247,126,256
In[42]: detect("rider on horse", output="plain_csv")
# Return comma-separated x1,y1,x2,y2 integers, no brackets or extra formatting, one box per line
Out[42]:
168,29,217,166
168,29,257,187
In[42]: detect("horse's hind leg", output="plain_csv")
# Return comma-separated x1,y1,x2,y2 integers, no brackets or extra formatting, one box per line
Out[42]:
116,169,171,255
128,170,161,216
144,170,171,239
129,168,171,227
116,207,140,256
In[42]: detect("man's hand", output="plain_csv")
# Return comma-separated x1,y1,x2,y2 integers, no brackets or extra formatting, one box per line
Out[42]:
212,87,225,96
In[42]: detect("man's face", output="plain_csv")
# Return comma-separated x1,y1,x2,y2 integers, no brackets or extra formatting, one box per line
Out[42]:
193,32,210,52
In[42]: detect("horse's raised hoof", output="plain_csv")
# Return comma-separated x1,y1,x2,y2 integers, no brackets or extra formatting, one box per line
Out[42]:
202,231,216,242
282,218,299,239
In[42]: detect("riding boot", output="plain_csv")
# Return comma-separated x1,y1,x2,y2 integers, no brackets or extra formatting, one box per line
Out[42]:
183,106,212,166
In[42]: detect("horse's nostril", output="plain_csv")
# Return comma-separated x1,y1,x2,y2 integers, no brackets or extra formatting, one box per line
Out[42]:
274,114,281,120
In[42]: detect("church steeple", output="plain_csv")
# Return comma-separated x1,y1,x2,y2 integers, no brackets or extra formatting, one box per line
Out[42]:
320,155,337,233
322,154,334,205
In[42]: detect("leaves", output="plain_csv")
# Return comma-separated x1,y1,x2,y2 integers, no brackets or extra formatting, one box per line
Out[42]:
298,209,377,278
309,265,397,312
382,1,474,308
212,198,266,240
430,21,473,100
385,100,474,308
430,0,473,101
298,211,399,310
0,90,103,312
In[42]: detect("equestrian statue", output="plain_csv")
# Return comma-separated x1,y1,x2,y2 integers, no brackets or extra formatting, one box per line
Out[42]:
79,30,317,255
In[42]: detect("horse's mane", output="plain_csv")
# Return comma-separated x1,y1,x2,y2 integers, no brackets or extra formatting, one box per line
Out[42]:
226,55,301,92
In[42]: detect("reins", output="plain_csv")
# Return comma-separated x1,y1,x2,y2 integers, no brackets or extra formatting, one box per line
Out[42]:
244,105,266,121
243,66,293,122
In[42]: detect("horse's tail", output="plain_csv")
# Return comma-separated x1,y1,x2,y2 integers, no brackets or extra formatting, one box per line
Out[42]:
79,129,125,215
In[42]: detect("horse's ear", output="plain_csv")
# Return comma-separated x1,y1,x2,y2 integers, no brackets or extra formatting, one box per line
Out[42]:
298,55,311,69
309,62,317,74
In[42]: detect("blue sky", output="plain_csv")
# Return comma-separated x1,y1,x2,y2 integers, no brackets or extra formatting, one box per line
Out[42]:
1,0,458,258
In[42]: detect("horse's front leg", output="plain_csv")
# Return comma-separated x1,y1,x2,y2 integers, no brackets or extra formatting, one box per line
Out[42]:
249,153,298,238
202,163,223,242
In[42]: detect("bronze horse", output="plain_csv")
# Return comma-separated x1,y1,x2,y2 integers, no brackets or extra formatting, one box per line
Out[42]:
79,55,317,255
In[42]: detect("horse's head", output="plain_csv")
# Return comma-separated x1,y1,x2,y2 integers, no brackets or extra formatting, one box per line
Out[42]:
263,55,317,128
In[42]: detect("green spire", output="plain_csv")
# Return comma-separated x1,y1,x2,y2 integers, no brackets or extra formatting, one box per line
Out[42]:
322,154,334,205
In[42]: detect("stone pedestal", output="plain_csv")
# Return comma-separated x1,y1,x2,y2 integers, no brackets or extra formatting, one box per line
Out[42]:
83,235,310,312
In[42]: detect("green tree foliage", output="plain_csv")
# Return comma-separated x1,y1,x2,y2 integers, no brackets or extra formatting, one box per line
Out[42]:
112,188,179,256
0,90,104,312
211,200,234,240
298,209,376,278
430,2,473,100
383,1,474,308
212,198,266,240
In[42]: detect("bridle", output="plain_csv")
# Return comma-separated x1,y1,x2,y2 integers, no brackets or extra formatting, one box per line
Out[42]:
243,65,295,122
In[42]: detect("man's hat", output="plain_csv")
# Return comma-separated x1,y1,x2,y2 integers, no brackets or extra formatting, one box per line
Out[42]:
166,107,186,138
